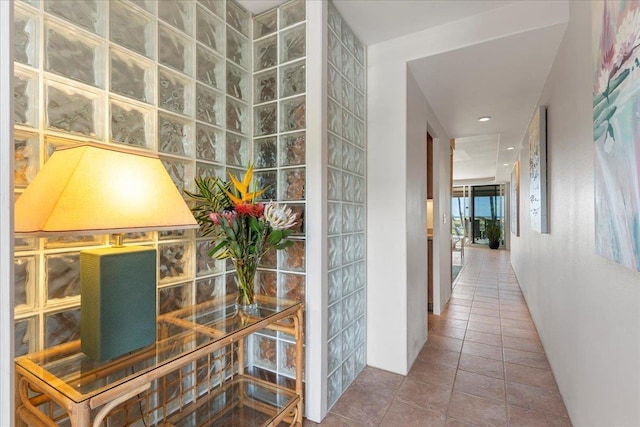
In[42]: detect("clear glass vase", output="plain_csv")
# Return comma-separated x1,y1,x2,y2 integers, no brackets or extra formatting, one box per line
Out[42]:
233,258,257,310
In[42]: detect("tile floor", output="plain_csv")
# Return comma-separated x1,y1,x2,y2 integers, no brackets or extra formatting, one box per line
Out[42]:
304,246,571,426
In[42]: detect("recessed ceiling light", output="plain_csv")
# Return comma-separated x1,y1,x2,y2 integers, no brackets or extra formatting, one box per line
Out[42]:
503,163,509,166
477,116,491,122
506,146,515,150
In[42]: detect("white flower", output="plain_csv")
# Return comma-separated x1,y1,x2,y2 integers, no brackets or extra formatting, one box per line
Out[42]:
264,202,297,230
613,7,640,69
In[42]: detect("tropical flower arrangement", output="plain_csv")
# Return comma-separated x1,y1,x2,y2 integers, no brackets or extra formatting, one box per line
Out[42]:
186,165,297,307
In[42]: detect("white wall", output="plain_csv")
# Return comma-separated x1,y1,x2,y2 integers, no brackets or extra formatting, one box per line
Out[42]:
405,69,428,369
511,2,640,425
367,0,569,375
0,1,13,424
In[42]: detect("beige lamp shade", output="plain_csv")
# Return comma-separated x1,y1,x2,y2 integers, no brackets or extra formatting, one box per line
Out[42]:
14,143,198,236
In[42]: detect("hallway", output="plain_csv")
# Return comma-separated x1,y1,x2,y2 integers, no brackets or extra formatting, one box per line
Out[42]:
305,246,571,426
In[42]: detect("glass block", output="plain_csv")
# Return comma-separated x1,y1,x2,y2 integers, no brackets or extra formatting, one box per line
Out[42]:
280,167,305,200
354,64,365,93
343,322,355,356
254,9,276,39
159,242,193,284
197,46,224,90
15,317,36,357
158,112,193,155
111,47,154,103
328,64,342,102
280,96,305,132
45,252,80,300
287,203,305,235
342,140,354,172
354,90,365,120
279,340,297,377
14,256,36,308
342,172,354,202
196,6,224,54
342,47,354,84
354,146,365,176
15,236,37,251
341,204,353,233
355,288,365,317
254,69,277,104
342,80,354,112
354,233,365,262
196,84,223,126
328,202,342,236
328,30,342,69
196,275,225,303
45,308,80,349
159,69,192,116
280,0,305,29
327,133,341,169
279,272,305,302
196,161,224,181
280,24,305,64
199,0,224,18
196,123,223,162
159,0,193,35
159,281,193,314
158,23,193,76
14,132,38,188
254,334,277,370
161,155,194,195
328,235,342,270
355,206,365,233
354,261,366,292
110,1,154,58
343,291,356,326
254,137,277,168
254,35,277,72
328,335,342,374
226,0,249,37
341,23,355,54
257,269,277,298
355,177,365,203
14,6,38,67
45,234,103,249
327,2,342,39
129,0,155,13
354,37,365,64
159,229,191,241
14,68,37,128
46,81,102,137
354,118,365,148
45,20,104,88
226,98,248,135
254,170,277,201
226,132,249,166
328,301,342,339
328,366,342,408
44,0,103,35
342,353,355,389
110,100,152,148
343,110,354,142
328,268,342,305
279,239,305,272
279,132,305,167
355,316,365,345
342,264,355,295
281,60,305,98
355,344,366,373
227,62,249,101
327,167,342,201
259,246,277,269
254,102,277,136
226,29,248,68
122,232,153,243
328,99,342,136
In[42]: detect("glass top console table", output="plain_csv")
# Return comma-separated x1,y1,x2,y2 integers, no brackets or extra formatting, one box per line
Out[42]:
15,295,304,427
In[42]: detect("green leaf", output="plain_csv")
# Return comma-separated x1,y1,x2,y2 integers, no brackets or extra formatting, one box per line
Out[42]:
609,68,629,93
267,229,284,245
248,216,260,233
594,122,606,141
275,240,294,250
607,123,614,139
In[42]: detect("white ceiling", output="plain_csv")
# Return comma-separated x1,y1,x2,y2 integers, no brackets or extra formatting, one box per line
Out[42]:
237,0,568,184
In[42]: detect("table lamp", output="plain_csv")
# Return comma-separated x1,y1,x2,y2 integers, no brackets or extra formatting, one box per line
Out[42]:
14,143,198,361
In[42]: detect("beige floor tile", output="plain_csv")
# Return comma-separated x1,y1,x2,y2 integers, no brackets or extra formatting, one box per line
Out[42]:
464,330,503,347
380,400,446,427
304,413,367,426
504,348,550,370
502,335,544,354
501,318,536,331
469,314,501,326
447,391,508,426
508,405,572,426
467,321,502,335
396,377,452,414
329,383,394,426
501,326,539,340
432,324,467,340
453,370,506,402
458,353,505,379
443,310,471,321
425,335,464,353
505,362,560,392
408,359,458,387
470,307,500,317
417,346,461,368
462,341,503,361
471,301,500,310
507,382,569,418
353,366,405,395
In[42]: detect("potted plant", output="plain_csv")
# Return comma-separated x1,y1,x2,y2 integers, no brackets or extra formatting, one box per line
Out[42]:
486,222,501,249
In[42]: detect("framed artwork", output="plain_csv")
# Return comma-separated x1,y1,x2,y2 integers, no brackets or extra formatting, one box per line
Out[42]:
529,106,548,234
510,160,520,236
593,1,640,271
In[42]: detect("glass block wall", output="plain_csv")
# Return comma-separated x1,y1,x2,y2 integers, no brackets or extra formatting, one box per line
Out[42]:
12,0,253,357
326,2,367,409
251,0,307,380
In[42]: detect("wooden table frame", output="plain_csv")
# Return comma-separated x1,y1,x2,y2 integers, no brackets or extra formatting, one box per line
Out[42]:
16,295,304,427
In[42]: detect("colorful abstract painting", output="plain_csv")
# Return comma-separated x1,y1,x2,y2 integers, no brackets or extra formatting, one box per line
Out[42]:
593,1,640,271
529,106,548,234
511,160,520,237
